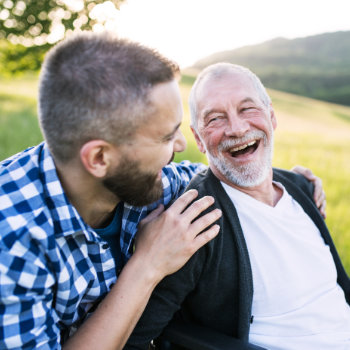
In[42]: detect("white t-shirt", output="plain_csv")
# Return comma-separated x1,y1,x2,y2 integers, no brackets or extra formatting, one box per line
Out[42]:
222,181,350,350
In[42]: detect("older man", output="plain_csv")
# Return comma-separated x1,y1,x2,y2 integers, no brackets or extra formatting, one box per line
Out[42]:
125,63,350,349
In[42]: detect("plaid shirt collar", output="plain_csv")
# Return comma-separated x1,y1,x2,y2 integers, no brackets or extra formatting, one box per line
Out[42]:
39,143,145,261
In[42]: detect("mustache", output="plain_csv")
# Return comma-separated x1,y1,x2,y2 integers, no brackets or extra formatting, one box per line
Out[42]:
218,130,267,152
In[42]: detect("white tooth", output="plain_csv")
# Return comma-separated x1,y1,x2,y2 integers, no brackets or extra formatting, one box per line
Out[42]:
230,140,256,152
234,144,247,151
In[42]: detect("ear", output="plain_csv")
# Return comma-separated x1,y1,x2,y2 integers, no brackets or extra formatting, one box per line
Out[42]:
269,104,277,130
190,126,206,154
80,140,119,178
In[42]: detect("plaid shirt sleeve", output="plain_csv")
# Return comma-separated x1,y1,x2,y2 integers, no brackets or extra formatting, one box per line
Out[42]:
0,230,61,349
0,144,116,349
0,158,62,348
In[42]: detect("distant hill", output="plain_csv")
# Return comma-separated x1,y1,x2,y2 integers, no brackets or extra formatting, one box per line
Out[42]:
190,31,350,106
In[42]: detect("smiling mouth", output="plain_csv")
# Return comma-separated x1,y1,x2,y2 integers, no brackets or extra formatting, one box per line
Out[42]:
228,140,260,157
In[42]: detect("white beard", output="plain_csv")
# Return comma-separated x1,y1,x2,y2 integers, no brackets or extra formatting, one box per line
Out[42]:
207,129,274,188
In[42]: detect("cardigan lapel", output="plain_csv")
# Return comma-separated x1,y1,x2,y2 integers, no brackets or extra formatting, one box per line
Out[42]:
206,169,254,340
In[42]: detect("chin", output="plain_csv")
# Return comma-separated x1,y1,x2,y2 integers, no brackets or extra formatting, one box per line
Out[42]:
211,155,271,188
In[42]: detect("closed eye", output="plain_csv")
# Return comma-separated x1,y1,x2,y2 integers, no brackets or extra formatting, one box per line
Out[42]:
242,107,256,112
164,133,176,142
162,123,181,142
207,115,225,125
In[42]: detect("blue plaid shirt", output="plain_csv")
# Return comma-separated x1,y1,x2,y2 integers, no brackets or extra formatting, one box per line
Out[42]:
0,142,206,349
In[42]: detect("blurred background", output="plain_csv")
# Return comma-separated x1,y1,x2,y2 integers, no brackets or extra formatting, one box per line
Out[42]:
0,0,349,272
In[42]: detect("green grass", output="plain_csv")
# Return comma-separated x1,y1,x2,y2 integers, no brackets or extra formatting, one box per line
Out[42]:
269,90,350,272
0,75,43,160
1,75,350,274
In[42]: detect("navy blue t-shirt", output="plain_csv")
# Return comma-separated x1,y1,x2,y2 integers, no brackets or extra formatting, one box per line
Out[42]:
95,203,124,274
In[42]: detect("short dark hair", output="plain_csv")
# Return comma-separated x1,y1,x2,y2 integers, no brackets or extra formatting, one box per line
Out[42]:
38,31,179,162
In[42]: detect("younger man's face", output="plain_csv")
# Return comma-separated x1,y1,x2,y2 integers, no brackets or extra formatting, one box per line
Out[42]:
104,80,186,206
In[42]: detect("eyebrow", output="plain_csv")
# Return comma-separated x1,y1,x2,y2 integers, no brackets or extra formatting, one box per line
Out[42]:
162,122,181,141
240,97,256,104
202,97,257,119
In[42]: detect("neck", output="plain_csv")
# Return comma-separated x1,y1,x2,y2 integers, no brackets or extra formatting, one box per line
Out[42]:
216,168,282,207
56,161,120,229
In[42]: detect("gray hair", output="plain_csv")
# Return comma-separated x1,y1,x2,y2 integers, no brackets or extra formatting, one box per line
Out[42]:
38,31,179,163
189,63,271,130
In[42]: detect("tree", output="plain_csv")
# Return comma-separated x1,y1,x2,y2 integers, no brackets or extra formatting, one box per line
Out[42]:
0,0,125,74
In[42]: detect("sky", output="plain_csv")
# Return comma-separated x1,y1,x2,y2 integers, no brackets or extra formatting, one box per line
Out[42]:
92,0,350,68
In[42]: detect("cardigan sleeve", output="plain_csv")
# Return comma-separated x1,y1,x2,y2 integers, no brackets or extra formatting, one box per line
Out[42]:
124,247,208,349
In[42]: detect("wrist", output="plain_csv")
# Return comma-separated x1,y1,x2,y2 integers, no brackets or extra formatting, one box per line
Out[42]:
124,251,163,289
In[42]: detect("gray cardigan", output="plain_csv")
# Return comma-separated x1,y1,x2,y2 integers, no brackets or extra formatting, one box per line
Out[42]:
125,168,350,349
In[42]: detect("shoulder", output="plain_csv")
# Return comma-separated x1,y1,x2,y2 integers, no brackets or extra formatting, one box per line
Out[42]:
0,142,44,172
156,161,207,208
162,161,207,183
186,168,222,197
0,143,56,252
273,168,314,199
0,143,46,196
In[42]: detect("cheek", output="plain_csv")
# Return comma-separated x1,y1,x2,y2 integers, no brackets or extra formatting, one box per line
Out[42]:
252,115,272,131
155,144,174,164
136,148,166,170
203,130,222,150
260,120,274,138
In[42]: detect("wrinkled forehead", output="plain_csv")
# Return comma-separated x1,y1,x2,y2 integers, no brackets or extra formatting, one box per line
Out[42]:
196,71,259,109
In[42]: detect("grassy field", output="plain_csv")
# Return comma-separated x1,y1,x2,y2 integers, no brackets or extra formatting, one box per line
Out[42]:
1,75,350,274
0,74,42,160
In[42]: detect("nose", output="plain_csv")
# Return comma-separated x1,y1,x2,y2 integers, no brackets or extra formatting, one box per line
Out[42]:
225,115,249,138
174,129,187,153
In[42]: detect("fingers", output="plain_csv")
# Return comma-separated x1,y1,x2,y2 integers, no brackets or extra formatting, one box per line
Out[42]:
302,171,327,219
291,165,327,218
166,190,220,230
167,189,199,214
319,199,327,219
179,195,216,222
189,208,222,236
192,224,221,251
291,165,316,181
312,177,323,205
134,191,222,279
291,164,323,205
315,189,326,219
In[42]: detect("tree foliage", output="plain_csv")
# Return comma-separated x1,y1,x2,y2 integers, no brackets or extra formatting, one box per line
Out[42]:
0,39,48,74
0,0,124,74
0,0,124,44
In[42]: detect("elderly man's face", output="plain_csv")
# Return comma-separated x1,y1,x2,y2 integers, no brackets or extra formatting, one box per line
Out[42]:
192,72,277,188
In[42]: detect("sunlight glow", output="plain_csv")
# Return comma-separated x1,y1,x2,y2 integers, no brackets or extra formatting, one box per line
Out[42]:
109,0,350,68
